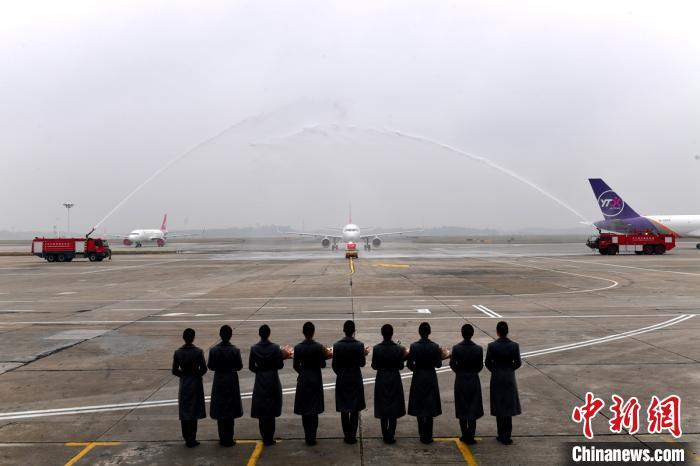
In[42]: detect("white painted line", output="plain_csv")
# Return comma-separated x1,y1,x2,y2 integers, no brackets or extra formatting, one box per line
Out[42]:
476,304,502,318
158,312,223,317
363,309,431,314
108,309,164,312
2,314,691,421
1,313,696,325
472,304,500,318
56,292,77,295
541,257,700,278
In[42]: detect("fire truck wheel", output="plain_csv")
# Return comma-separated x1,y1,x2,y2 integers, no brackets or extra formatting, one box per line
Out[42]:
654,245,666,255
57,254,66,262
599,249,607,255
88,253,97,262
696,244,700,250
643,245,654,255
46,255,56,262
606,245,618,255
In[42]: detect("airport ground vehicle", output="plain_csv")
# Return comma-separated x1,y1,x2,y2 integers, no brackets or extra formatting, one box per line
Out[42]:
586,232,675,255
345,241,358,259
32,237,112,262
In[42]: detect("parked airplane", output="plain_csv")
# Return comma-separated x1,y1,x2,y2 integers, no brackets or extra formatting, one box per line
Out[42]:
589,178,700,249
117,214,198,247
284,214,421,251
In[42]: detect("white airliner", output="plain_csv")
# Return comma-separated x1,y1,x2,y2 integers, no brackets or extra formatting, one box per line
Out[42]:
118,214,197,247
284,215,421,251
590,179,700,249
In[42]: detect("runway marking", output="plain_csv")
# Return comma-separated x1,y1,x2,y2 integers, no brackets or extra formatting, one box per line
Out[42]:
158,313,223,317
537,257,700,278
1,313,695,326
0,315,692,421
472,305,502,318
435,438,478,466
64,442,120,466
57,292,77,295
363,309,431,314
370,263,410,268
487,259,620,295
348,257,355,275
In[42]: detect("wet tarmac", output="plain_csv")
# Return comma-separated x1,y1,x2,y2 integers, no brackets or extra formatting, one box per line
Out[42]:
0,240,698,465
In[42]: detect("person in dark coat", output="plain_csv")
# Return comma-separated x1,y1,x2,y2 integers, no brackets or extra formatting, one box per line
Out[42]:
172,328,207,448
485,321,522,445
249,324,284,446
449,323,484,445
407,322,442,444
208,325,244,447
293,321,327,446
371,324,406,444
332,320,367,444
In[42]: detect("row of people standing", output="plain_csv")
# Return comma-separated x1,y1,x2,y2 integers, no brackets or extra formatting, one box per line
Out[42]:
171,320,521,448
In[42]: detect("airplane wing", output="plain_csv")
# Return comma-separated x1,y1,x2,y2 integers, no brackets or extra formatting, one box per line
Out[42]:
102,233,128,239
280,230,343,240
360,229,423,240
166,232,202,239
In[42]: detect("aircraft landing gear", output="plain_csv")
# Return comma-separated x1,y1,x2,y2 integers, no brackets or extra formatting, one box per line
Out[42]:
363,238,371,251
331,242,339,251
135,242,142,248
696,243,700,250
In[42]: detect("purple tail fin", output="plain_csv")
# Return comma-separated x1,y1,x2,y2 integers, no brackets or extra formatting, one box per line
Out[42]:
588,179,641,219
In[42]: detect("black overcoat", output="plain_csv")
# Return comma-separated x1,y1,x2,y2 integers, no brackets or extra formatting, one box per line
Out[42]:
207,342,244,420
371,340,406,419
172,344,207,421
485,337,522,417
249,339,284,419
293,339,326,416
449,340,484,420
332,336,366,412
407,338,442,417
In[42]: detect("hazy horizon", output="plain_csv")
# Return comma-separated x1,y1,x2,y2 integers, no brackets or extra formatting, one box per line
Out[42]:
2,1,699,233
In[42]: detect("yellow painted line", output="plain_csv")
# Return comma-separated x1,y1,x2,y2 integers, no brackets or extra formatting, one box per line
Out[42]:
64,442,120,466
245,440,265,466
434,437,478,466
349,257,355,274
370,263,410,268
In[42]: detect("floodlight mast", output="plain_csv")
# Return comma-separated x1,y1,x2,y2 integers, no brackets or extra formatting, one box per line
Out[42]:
62,202,74,237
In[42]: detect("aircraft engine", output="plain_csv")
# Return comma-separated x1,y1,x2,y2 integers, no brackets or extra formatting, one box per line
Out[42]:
156,238,165,247
372,237,382,247
123,239,133,246
321,237,331,248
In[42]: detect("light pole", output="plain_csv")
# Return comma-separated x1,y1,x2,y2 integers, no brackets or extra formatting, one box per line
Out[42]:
62,202,74,237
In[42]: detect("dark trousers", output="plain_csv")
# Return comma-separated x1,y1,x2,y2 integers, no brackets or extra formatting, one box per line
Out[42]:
341,411,360,440
302,414,319,443
417,416,434,442
459,418,476,441
380,417,397,441
217,419,235,446
258,417,276,445
496,416,512,441
180,420,198,446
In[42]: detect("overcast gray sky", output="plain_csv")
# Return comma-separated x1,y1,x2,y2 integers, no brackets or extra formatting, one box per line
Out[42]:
2,0,699,233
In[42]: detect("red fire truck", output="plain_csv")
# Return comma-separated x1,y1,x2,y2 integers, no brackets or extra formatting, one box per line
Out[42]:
32,237,112,262
586,232,675,255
